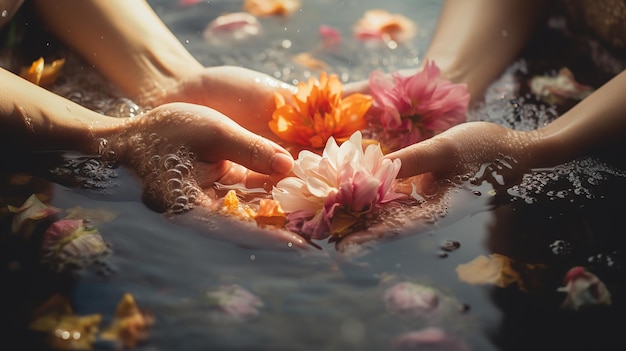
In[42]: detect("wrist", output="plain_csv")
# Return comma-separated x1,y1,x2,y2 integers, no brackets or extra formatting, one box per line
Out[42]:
131,48,204,107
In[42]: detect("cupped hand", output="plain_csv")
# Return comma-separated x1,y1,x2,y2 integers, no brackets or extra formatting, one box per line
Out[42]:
106,102,308,249
386,121,541,178
144,66,296,141
335,121,542,253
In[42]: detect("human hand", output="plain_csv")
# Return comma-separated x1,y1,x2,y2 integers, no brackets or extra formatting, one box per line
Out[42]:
142,66,296,141
386,121,540,178
105,102,308,249
335,121,541,253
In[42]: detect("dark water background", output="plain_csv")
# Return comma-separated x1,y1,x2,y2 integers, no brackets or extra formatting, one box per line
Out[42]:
2,1,626,350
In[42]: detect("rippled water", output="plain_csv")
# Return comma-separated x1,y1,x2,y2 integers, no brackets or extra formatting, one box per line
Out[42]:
2,1,626,350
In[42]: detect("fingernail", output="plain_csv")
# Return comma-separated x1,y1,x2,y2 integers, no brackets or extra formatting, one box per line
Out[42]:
271,153,294,174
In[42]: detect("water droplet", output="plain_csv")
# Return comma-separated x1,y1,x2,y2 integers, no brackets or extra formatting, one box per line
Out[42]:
1,10,7,18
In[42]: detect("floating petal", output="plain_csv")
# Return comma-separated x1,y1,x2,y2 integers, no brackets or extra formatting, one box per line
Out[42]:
530,67,594,105
203,12,261,44
353,9,417,43
243,0,301,17
206,284,264,322
557,266,612,310
100,293,155,349
9,194,61,236
384,281,439,318
20,57,65,86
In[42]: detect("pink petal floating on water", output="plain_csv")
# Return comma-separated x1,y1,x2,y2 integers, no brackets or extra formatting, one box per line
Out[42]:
203,12,261,44
557,266,612,310
383,281,440,318
391,327,470,351
319,25,342,44
179,0,201,6
43,218,110,270
206,284,264,322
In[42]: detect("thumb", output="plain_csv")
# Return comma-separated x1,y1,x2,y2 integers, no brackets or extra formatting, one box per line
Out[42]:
209,120,294,175
385,137,454,178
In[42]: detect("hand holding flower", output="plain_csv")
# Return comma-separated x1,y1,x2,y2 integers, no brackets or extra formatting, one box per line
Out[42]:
102,103,307,249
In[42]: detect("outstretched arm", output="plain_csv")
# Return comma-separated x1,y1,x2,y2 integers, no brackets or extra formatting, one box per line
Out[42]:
342,0,548,104
31,0,295,140
423,0,548,103
31,0,202,100
387,69,626,177
0,67,123,152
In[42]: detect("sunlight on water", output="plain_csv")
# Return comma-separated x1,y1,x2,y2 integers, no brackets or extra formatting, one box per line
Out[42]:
3,1,626,351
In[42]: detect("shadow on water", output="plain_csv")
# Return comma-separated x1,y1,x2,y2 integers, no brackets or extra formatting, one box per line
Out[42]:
2,1,626,350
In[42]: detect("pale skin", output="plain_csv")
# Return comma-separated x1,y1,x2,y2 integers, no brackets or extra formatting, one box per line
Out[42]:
345,0,626,177
0,0,308,249
337,0,626,250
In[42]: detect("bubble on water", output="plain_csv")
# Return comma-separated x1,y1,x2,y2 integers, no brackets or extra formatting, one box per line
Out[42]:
549,239,573,256
100,131,202,214
50,155,118,190
440,239,461,252
587,252,622,271
107,98,144,117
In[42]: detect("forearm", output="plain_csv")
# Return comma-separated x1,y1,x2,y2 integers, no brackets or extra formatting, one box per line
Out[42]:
0,68,124,152
423,0,548,103
533,70,626,166
31,0,203,101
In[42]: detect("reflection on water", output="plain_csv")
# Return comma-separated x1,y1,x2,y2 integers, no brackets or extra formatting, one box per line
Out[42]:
2,0,626,350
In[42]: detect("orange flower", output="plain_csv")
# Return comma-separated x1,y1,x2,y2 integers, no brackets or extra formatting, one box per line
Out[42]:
269,72,372,148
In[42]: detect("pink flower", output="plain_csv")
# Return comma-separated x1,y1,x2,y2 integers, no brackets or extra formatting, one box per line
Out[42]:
272,131,404,240
368,61,469,150
557,266,612,310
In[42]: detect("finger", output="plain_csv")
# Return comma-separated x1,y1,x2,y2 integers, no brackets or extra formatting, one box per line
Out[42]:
195,160,286,191
385,136,456,178
342,79,370,96
202,117,295,175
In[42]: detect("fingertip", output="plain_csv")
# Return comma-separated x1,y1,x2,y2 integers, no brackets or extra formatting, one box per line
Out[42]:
271,152,294,174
